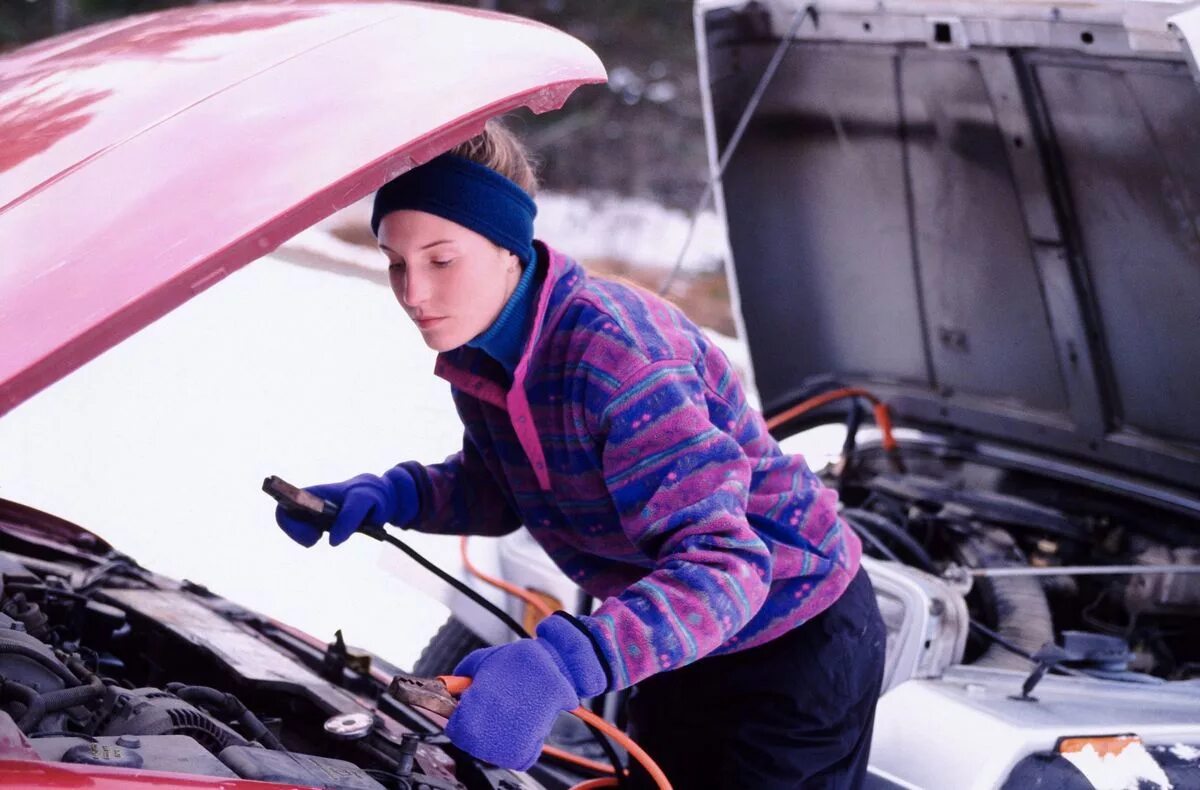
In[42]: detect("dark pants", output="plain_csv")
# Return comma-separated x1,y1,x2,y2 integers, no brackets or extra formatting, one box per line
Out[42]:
624,568,887,789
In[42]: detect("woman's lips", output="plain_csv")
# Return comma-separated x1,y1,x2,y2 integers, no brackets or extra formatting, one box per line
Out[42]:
415,316,447,329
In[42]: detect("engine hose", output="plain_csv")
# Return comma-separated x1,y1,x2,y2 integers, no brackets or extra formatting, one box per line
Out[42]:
2,679,38,717
166,684,285,751
0,644,81,687
16,665,105,731
838,400,864,489
957,531,1055,671
841,508,936,573
841,515,902,565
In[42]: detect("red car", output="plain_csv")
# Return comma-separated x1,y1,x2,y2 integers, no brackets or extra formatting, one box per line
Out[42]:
0,2,609,788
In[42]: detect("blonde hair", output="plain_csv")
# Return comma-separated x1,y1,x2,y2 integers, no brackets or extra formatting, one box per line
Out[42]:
447,118,540,197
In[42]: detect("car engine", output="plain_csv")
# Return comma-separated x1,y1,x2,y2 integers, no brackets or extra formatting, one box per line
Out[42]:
0,540,543,790
833,444,1200,681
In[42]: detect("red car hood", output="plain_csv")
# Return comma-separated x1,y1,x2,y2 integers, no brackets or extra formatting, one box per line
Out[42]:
0,0,605,415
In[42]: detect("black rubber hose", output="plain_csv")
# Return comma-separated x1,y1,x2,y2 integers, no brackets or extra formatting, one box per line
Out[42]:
167,684,286,751
0,644,80,687
17,674,103,731
17,657,106,731
841,513,902,564
585,720,629,789
839,400,863,482
841,508,936,573
2,679,38,715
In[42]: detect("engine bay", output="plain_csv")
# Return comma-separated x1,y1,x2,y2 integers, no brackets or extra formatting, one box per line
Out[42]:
0,528,542,790
831,440,1200,682
1,435,1196,789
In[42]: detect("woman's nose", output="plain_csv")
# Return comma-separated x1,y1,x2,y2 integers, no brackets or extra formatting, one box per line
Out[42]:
397,269,429,307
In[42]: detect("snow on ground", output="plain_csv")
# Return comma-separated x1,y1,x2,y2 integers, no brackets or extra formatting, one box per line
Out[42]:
0,195,842,670
0,249,458,669
536,191,727,273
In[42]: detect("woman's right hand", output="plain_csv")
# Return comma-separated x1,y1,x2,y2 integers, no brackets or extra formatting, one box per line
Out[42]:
275,466,419,547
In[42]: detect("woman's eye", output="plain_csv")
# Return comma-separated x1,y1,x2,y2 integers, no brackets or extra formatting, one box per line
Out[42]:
388,261,405,272
431,258,454,268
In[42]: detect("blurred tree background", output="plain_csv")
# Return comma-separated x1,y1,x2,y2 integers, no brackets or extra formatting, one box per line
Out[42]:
1,0,709,210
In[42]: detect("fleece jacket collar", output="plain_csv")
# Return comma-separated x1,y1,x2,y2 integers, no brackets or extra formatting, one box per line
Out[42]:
432,240,585,490
465,251,540,376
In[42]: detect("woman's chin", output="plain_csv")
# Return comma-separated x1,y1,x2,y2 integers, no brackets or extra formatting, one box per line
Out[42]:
420,326,469,352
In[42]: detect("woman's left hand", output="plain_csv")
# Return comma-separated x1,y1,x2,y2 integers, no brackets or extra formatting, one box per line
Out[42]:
445,613,610,770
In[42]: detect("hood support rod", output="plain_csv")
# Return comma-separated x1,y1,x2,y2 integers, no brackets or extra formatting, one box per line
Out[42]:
951,563,1200,579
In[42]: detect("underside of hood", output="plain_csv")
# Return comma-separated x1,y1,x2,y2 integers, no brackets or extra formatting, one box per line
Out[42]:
698,0,1200,493
0,0,605,416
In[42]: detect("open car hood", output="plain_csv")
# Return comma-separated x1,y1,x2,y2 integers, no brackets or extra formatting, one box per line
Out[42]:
0,0,605,415
698,0,1200,493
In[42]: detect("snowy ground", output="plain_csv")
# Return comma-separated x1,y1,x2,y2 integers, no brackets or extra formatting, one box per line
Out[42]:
0,245,461,667
0,194,843,670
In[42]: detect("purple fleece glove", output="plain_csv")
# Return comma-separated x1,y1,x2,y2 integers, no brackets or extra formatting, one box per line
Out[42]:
445,613,611,771
274,466,419,547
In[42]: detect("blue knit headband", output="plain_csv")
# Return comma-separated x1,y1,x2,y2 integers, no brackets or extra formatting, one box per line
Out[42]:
370,153,537,265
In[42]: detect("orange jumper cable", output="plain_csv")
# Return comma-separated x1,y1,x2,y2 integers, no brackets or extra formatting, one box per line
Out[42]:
435,675,670,790
764,386,897,451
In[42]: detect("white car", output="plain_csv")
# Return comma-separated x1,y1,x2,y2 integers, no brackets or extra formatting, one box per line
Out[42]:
417,1,1200,788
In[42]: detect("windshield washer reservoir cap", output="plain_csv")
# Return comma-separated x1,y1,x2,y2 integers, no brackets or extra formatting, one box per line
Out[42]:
324,712,375,740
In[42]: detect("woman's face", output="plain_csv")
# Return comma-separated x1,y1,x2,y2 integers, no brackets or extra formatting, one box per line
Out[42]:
378,210,521,352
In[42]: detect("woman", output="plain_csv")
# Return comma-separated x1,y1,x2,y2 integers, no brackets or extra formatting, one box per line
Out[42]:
276,120,887,789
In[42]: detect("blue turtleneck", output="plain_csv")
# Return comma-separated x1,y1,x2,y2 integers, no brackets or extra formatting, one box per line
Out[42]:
466,251,539,377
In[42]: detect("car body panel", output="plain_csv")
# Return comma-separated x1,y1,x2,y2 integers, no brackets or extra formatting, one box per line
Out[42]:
0,759,299,789
861,557,969,695
1170,3,1200,77
692,3,1200,787
871,666,1200,789
693,0,1200,494
0,0,605,416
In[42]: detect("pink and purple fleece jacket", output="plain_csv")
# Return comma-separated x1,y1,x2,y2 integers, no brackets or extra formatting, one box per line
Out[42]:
399,241,862,692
